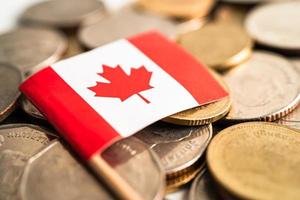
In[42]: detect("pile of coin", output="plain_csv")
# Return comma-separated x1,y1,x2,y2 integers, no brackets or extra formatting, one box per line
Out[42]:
0,0,300,200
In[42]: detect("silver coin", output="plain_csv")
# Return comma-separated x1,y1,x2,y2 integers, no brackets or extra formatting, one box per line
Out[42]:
20,0,106,29
0,63,22,122
245,1,300,50
20,137,165,200
276,59,300,130
78,5,178,49
20,96,45,120
224,51,300,121
0,124,54,200
0,27,67,74
135,122,212,175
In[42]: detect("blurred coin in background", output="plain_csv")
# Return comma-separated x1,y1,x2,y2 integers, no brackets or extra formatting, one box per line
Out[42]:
177,22,253,70
224,51,300,121
138,0,215,19
245,1,300,52
0,63,22,122
78,5,178,49
163,70,231,126
0,27,67,75
0,124,54,200
20,0,106,29
207,122,300,200
135,122,212,190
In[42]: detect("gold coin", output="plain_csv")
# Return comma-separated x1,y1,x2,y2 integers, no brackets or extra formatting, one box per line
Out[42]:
163,70,231,126
177,22,253,70
207,122,300,200
138,0,214,19
167,161,205,193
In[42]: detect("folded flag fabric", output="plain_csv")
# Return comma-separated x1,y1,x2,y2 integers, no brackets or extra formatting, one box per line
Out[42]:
20,31,228,160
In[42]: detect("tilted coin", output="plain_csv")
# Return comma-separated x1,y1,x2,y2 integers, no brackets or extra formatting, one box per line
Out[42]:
20,0,106,29
63,36,83,58
0,63,22,122
138,0,215,19
214,4,250,24
0,124,54,200
135,122,212,176
178,22,253,70
163,70,231,126
207,122,300,200
245,1,300,51
224,51,300,121
20,96,45,120
0,27,67,75
78,5,178,49
20,137,165,200
19,141,114,200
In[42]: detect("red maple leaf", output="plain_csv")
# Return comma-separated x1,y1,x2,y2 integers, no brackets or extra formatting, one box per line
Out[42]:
88,64,153,103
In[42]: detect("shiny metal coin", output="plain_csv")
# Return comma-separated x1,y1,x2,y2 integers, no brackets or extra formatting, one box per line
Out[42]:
0,27,67,75
277,59,300,130
245,1,300,51
0,124,54,200
78,5,178,49
135,122,212,176
20,96,45,120
20,137,165,200
207,122,300,200
0,63,22,122
20,0,106,29
224,51,300,121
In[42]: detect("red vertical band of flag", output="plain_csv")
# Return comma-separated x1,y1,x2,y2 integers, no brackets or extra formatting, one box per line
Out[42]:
128,32,228,105
20,67,121,160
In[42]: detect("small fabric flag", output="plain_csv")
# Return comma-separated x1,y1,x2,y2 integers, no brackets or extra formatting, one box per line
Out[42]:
20,31,228,160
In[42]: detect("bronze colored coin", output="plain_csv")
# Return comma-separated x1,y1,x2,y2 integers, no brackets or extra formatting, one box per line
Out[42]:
224,51,300,121
135,122,212,176
178,22,253,69
20,137,165,200
138,0,214,19
0,124,54,200
207,122,300,200
245,1,300,51
215,4,250,24
0,27,67,75
0,63,22,122
167,161,205,193
20,0,106,29
78,5,178,49
163,70,231,126
20,96,45,120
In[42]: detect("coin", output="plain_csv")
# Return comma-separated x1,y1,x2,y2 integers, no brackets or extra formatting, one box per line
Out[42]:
0,27,67,75
0,124,54,200
135,122,212,176
245,1,300,51
214,4,250,24
163,70,231,125
63,36,83,58
0,63,22,122
138,0,215,19
78,5,178,49
19,141,114,200
224,51,300,121
177,22,253,70
189,170,220,200
207,122,300,200
276,59,300,130
20,0,106,29
20,96,45,120
20,137,165,200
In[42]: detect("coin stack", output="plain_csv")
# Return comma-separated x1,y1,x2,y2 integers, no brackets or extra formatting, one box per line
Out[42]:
0,0,300,200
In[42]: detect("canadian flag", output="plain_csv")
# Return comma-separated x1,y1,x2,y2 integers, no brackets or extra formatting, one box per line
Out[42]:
20,31,227,160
